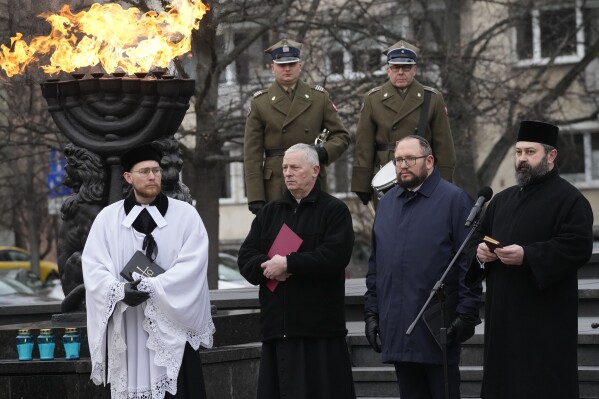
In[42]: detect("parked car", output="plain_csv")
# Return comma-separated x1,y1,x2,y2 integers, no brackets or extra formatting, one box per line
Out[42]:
218,252,252,289
0,273,61,306
0,246,60,284
0,269,64,300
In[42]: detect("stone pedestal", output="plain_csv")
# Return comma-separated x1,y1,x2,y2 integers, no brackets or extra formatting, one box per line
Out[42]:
0,307,262,398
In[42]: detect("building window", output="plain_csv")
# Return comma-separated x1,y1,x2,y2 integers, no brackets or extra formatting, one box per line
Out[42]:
329,50,345,75
219,148,246,204
220,162,232,199
234,33,250,85
515,1,585,65
559,131,599,186
327,46,385,80
352,49,381,72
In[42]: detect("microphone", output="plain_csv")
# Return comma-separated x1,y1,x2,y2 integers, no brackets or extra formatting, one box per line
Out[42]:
465,187,493,227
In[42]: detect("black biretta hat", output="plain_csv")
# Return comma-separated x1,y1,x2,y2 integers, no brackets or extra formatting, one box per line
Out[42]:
517,120,559,148
120,143,162,172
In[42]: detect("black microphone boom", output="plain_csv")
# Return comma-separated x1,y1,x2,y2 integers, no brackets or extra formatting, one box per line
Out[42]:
465,187,493,227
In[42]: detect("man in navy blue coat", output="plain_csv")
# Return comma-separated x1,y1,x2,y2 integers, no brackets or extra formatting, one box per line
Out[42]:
364,135,482,399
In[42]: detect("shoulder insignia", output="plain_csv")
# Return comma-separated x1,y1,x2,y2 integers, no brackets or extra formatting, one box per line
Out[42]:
313,85,325,92
367,86,382,96
253,90,266,98
423,85,440,95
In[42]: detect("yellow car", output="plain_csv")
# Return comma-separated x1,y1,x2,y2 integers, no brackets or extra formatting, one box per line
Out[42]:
0,246,60,284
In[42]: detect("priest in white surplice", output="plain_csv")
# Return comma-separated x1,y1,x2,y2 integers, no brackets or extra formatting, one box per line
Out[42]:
82,143,215,399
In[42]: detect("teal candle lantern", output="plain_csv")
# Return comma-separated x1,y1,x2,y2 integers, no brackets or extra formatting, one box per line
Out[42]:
37,329,55,360
62,328,81,360
16,329,33,361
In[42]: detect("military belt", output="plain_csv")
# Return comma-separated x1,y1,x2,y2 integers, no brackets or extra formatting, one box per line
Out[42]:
264,148,286,157
376,143,395,151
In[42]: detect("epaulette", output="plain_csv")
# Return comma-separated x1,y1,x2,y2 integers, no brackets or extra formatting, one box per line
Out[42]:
367,86,382,95
253,89,266,98
313,84,325,92
423,85,440,95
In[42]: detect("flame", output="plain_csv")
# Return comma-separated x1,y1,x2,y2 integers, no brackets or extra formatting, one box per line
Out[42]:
0,0,208,77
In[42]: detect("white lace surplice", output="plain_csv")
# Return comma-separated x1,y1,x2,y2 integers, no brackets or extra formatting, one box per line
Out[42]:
82,198,215,399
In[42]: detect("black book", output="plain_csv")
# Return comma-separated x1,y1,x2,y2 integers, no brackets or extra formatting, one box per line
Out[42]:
120,250,165,282
483,235,502,252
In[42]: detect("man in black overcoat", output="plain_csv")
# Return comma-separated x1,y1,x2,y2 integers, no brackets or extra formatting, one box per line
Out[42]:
468,120,594,399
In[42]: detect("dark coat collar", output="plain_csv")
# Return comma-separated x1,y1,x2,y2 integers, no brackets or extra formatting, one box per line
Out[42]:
279,180,321,207
395,168,441,200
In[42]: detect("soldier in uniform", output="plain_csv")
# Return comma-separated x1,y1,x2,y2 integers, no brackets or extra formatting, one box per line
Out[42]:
351,40,456,207
244,39,350,214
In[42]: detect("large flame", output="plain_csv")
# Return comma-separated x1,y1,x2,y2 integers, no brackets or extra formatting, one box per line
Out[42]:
0,0,208,77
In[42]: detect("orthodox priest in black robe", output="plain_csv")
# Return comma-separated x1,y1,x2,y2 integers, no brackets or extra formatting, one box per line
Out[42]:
467,120,593,399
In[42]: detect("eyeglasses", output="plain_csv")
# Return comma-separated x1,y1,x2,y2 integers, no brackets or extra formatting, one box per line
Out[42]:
130,167,162,176
388,64,414,72
392,156,427,166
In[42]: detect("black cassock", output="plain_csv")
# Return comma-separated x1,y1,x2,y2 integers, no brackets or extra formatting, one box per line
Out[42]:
257,336,356,399
467,169,593,399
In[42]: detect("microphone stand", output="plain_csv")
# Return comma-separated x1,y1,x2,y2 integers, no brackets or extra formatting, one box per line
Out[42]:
405,218,481,399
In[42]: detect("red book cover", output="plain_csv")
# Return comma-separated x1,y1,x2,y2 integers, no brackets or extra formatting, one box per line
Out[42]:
265,223,303,292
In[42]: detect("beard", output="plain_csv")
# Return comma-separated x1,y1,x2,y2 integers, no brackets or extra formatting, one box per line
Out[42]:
515,154,549,186
397,167,427,189
134,183,161,200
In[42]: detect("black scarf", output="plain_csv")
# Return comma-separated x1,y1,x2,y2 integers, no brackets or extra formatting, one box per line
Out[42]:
124,192,169,261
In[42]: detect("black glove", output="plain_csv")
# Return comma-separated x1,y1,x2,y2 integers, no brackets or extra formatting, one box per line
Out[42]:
315,145,328,164
447,313,480,344
364,310,382,353
248,201,265,215
122,279,150,307
355,191,371,206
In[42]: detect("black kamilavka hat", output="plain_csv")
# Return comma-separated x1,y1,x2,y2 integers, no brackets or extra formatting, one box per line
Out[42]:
517,120,559,148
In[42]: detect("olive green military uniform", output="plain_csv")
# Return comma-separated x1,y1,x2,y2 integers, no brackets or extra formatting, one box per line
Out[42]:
351,79,455,195
244,79,350,203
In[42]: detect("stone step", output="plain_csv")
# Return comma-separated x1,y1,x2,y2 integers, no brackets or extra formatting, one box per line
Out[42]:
579,279,599,317
477,279,599,318
579,254,599,279
342,276,599,322
348,318,599,368
352,365,599,398
351,366,482,398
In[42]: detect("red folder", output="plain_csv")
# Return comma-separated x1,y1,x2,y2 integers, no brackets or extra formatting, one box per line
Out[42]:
265,223,303,292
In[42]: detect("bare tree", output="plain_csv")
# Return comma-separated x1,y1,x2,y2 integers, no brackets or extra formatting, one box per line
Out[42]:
0,0,84,276
121,0,599,286
1,0,597,286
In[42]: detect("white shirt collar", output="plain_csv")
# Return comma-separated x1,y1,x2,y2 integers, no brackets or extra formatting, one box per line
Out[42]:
122,204,167,229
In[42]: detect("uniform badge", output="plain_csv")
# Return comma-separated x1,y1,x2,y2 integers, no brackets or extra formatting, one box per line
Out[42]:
330,101,338,112
247,106,252,117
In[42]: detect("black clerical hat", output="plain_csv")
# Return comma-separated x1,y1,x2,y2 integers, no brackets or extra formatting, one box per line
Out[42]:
517,120,559,148
120,143,162,172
